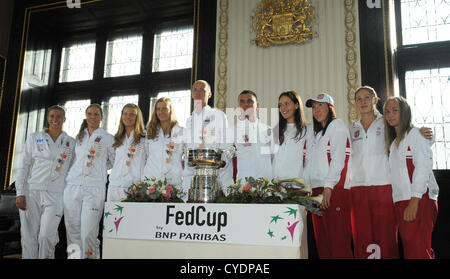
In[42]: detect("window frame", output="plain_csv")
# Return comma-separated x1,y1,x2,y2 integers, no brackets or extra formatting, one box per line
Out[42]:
394,0,450,95
51,17,194,125
394,0,450,170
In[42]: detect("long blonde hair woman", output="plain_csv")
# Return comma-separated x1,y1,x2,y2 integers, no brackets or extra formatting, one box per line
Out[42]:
108,103,147,202
142,97,184,188
147,97,178,139
113,103,146,148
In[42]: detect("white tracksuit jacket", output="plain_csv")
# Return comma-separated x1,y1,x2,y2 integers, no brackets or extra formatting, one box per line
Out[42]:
304,119,351,189
349,114,391,187
142,124,184,187
273,123,312,180
229,119,274,181
15,130,75,259
63,127,114,259
388,127,439,203
107,131,146,201
182,105,234,193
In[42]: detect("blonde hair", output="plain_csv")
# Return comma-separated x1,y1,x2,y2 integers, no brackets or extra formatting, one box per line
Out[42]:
146,97,178,139
383,96,413,154
76,103,103,143
354,85,380,115
113,104,146,148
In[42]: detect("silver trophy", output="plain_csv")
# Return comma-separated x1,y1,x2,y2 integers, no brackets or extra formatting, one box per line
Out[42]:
185,148,225,203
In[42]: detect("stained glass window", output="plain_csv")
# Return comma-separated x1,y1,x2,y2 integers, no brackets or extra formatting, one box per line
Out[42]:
59,41,96,82
400,0,450,45
152,26,194,72
24,48,52,83
149,90,191,128
405,67,450,169
104,34,143,78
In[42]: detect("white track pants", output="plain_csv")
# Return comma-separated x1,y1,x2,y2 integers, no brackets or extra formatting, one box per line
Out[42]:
19,190,63,259
63,185,105,259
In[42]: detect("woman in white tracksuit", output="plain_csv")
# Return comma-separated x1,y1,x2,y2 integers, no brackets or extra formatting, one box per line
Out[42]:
384,96,439,259
143,97,184,189
107,104,146,202
272,91,311,180
349,86,399,259
304,93,353,259
63,104,115,259
349,86,434,259
15,105,75,259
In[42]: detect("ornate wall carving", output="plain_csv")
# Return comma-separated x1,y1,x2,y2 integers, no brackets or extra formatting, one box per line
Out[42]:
215,0,362,123
215,0,229,111
344,0,360,123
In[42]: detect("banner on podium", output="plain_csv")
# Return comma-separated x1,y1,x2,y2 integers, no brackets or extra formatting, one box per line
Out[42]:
103,202,304,247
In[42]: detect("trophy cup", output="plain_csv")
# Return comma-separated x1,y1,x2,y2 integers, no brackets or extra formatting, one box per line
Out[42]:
185,148,224,203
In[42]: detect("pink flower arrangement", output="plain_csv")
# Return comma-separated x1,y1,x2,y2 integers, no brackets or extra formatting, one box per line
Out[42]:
162,191,171,198
242,183,251,192
123,177,185,203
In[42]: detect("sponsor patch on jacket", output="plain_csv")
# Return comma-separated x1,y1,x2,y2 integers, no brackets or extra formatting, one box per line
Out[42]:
376,127,382,136
352,128,363,142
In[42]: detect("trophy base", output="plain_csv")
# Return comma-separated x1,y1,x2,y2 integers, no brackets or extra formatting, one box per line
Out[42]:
188,173,221,203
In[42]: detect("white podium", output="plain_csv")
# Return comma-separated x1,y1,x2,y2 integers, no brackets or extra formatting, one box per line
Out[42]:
102,202,308,259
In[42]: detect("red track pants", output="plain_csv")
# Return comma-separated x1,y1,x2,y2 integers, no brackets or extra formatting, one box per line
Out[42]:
350,185,398,259
311,187,353,259
394,192,438,259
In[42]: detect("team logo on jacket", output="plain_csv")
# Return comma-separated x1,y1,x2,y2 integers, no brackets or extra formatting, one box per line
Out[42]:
354,128,360,139
95,136,102,143
376,127,382,136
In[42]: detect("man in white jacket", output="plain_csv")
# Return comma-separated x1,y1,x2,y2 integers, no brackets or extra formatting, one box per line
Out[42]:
227,90,273,182
182,80,234,198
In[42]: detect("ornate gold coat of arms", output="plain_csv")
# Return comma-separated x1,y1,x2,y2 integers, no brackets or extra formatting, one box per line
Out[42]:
251,0,317,47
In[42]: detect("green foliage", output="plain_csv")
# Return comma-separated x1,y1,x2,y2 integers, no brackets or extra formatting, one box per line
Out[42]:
216,177,323,216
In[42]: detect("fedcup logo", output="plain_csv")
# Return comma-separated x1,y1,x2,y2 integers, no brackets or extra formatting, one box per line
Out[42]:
67,0,81,9
266,207,301,243
367,0,381,9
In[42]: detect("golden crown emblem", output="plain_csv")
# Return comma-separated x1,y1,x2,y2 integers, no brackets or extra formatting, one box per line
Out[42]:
251,0,317,47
